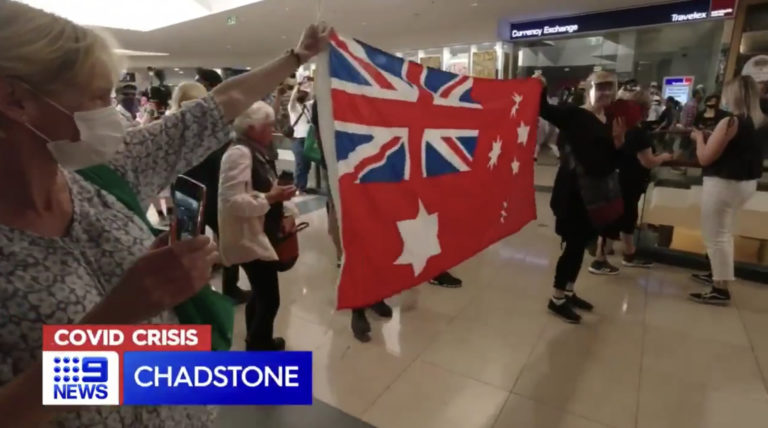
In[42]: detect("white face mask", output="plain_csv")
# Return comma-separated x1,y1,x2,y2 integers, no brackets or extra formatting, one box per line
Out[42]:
25,91,126,171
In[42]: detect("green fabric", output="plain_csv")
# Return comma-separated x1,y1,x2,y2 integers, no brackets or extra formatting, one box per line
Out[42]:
303,124,322,163
77,165,234,351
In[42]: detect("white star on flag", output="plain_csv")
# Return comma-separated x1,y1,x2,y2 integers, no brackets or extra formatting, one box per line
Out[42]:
500,201,508,223
487,136,502,169
510,93,523,117
517,122,530,146
394,199,441,277
511,157,520,175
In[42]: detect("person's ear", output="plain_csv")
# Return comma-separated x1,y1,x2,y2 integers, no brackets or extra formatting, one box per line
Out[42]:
0,77,34,125
245,124,259,141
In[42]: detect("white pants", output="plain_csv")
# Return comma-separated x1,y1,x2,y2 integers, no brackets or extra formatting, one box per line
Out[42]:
700,177,757,281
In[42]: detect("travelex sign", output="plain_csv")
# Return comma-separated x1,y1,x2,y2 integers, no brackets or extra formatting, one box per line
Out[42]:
42,325,312,406
503,0,736,41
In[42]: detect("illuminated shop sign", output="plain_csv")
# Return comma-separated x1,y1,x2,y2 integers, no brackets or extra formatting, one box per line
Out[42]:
502,0,736,41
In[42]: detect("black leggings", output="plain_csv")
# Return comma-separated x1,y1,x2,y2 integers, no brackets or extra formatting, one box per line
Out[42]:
239,260,281,349
554,227,597,291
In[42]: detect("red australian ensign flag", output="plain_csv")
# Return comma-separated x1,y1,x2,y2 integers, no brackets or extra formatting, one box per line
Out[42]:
315,32,540,309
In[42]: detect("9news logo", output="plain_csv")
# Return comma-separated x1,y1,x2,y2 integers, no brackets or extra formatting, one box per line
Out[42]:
42,352,120,405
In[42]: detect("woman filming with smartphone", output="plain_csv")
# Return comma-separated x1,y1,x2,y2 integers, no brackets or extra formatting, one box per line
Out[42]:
0,2,329,426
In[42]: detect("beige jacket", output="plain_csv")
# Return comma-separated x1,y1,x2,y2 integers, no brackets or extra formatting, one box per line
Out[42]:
218,144,298,266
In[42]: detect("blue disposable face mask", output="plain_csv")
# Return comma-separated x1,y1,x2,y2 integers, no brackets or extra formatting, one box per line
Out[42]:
23,87,126,170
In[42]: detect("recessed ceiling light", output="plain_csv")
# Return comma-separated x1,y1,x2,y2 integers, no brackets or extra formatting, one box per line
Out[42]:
281,35,287,39
173,67,180,71
471,1,479,6
17,0,267,31
179,71,184,74
113,49,170,56
362,22,367,26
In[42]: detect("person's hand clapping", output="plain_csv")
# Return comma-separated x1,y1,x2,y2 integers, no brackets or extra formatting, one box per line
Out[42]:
101,236,218,323
266,183,297,204
295,22,331,64
690,128,705,143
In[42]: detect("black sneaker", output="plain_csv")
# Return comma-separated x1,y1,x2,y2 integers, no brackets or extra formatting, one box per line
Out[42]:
245,337,286,351
588,260,620,275
351,309,371,343
691,272,713,285
548,298,582,324
271,337,286,351
429,272,463,288
369,300,393,318
566,293,594,311
622,253,654,268
689,288,730,306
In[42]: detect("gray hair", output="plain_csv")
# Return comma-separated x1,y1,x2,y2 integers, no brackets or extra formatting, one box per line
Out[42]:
233,101,275,135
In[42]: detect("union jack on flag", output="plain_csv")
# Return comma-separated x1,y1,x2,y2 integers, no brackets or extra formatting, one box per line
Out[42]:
316,32,541,309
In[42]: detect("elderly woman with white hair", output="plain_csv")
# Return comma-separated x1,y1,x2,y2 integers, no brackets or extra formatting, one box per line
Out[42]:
218,102,297,351
0,1,328,426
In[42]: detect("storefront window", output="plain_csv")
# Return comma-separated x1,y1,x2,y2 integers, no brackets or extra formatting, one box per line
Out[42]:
516,20,727,96
419,48,442,70
445,45,470,75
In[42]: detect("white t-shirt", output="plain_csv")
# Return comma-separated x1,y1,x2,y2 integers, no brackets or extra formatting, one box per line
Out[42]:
288,98,313,139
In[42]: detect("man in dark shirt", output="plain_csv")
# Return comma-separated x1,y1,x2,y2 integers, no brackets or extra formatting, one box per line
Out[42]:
186,68,251,304
694,94,730,132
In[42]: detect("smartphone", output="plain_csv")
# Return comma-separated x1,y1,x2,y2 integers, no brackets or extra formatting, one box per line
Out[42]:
278,170,295,186
169,175,206,243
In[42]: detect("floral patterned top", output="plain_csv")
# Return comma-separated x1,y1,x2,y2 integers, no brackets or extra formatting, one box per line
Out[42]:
0,94,232,427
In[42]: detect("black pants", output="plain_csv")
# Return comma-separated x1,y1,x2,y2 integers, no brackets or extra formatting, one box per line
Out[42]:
237,260,280,349
554,218,597,291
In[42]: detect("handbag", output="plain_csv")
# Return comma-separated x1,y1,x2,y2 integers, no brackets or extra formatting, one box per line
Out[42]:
274,222,309,272
281,105,308,139
77,165,235,351
303,124,322,163
576,167,624,230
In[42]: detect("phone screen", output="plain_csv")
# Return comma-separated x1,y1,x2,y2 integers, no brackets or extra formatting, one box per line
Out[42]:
170,175,206,242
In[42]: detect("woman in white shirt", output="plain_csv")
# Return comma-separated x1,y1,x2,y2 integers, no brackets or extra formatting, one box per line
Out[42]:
289,82,314,192
219,102,298,350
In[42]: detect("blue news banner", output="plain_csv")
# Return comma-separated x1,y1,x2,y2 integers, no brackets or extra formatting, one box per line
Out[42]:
122,352,312,405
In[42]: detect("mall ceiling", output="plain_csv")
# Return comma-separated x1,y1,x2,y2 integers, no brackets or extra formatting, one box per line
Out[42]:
109,0,666,68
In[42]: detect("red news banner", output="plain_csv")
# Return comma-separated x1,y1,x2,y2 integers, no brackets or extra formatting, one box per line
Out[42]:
42,325,212,351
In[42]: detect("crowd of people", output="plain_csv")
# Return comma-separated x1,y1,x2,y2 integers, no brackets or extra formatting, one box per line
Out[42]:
0,1,766,426
539,70,765,322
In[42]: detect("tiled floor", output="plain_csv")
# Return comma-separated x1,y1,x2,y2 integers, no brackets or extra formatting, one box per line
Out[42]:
216,191,768,428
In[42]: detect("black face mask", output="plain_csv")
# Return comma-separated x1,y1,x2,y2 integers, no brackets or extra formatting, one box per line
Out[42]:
706,104,717,109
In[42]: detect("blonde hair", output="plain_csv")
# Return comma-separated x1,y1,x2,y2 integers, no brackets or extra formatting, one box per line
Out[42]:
722,75,766,127
0,1,122,95
585,70,617,108
170,82,207,112
234,102,275,136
